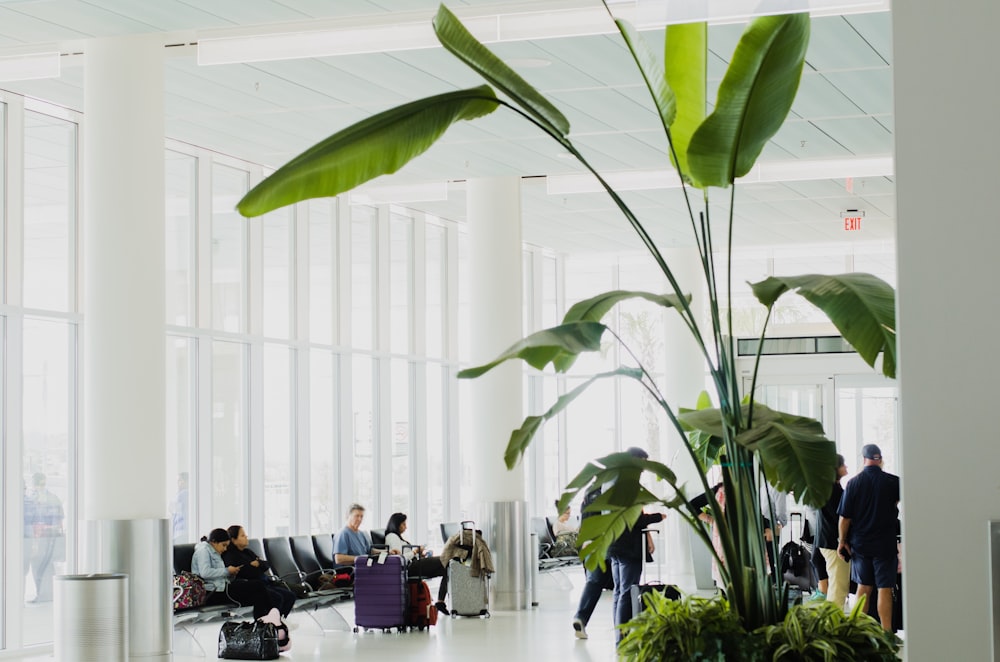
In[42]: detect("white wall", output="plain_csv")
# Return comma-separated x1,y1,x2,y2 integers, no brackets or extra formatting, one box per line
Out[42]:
893,2,1000,659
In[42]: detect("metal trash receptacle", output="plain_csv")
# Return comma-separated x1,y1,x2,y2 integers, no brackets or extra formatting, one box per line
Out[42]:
55,573,129,662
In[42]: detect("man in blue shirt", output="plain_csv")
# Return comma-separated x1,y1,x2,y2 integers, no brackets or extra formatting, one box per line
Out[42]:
837,444,900,631
334,503,373,565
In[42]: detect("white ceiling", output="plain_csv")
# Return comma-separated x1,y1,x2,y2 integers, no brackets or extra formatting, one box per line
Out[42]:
0,0,895,256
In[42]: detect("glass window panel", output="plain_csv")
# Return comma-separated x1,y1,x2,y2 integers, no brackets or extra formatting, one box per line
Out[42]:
541,375,561,512
564,377,616,480
309,201,335,344
166,335,195,543
23,112,76,312
351,207,375,350
262,210,292,339
425,223,445,358
727,249,772,337
352,354,374,508
458,232,470,364
523,253,533,336
262,344,292,536
390,211,411,354
310,350,337,533
854,246,896,287
165,151,196,327
425,363,445,544
212,165,248,333
620,377,667,463
390,359,410,515
212,340,246,527
22,318,71,645
542,256,559,330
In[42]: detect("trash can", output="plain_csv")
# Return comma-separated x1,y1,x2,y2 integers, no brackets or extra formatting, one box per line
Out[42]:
54,573,129,662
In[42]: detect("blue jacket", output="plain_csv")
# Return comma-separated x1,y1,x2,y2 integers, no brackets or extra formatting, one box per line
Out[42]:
191,540,230,592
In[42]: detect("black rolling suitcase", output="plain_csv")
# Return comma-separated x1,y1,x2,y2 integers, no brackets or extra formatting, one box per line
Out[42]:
629,525,681,616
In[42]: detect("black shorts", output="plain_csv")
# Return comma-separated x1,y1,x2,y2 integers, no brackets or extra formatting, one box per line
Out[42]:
850,552,897,589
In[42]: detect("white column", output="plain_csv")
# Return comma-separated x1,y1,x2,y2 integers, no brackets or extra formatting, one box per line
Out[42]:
83,34,165,520
468,177,524,502
893,3,999,660
82,35,170,659
467,176,528,610
660,248,709,586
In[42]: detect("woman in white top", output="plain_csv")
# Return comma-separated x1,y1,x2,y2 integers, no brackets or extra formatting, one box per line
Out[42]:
384,513,450,614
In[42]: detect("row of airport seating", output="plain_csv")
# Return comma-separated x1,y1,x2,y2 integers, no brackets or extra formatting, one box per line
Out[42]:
172,533,355,653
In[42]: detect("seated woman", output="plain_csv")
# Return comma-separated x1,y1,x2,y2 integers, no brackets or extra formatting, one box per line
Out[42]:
384,512,450,614
222,524,296,618
191,528,283,624
551,503,579,556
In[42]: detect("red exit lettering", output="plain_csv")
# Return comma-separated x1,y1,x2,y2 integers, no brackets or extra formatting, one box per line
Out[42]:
843,216,862,231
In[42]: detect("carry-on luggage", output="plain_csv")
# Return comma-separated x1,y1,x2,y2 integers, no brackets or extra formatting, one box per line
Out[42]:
353,552,407,632
449,521,491,618
405,578,438,629
779,512,817,592
629,525,681,617
217,620,279,660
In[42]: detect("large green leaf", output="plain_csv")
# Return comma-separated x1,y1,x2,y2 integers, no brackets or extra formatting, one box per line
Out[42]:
663,22,707,185
750,273,897,379
433,5,569,138
686,14,809,187
456,321,606,379
555,289,689,371
678,391,725,471
563,289,689,324
237,86,499,217
557,452,680,570
736,413,836,508
613,18,676,132
504,367,642,469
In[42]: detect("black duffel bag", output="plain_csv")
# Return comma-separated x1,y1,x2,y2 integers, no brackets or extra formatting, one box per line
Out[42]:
218,620,279,660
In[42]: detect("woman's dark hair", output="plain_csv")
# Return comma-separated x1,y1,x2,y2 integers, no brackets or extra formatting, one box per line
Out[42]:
202,528,230,544
386,512,408,536
226,525,243,540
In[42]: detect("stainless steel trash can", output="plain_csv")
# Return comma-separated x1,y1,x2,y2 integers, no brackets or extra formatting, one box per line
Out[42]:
54,573,129,662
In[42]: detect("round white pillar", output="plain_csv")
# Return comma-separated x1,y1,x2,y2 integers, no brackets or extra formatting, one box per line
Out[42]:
82,34,166,522
82,35,170,659
466,176,528,610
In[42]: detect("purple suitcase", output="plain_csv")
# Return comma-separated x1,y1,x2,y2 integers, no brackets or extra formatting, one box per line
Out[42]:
353,553,407,632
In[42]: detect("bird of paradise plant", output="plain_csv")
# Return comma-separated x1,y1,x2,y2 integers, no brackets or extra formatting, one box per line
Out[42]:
237,2,896,631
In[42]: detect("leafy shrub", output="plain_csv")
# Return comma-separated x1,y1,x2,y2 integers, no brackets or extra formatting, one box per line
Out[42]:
618,592,759,662
755,600,902,661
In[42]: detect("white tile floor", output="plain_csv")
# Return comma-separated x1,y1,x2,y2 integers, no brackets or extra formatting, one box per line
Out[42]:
14,569,623,661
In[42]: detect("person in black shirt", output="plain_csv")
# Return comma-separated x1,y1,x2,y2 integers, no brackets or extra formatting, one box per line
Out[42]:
223,525,296,617
837,444,900,630
815,454,849,607
607,447,666,643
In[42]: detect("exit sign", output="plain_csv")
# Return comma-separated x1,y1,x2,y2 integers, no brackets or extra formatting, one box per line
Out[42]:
842,209,865,231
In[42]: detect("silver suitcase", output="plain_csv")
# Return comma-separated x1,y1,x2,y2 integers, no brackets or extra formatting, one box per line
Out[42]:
448,521,490,617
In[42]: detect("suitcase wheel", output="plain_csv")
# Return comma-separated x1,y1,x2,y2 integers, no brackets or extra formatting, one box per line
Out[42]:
481,610,489,618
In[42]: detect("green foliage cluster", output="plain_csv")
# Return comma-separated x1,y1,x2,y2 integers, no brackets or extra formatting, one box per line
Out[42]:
236,0,898,639
620,593,901,662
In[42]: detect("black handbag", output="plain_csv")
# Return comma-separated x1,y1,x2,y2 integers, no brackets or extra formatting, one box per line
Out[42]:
217,620,279,660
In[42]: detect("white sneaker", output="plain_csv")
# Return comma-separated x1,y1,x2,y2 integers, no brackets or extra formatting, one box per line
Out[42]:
572,618,588,640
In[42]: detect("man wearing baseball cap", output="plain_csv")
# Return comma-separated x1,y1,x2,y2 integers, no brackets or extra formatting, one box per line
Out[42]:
836,444,900,630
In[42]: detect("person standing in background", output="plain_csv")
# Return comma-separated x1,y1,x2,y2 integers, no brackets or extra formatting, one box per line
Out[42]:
838,444,900,631
815,454,850,607
23,473,64,602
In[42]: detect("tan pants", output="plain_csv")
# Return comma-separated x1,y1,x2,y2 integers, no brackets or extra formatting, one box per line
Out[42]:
820,547,850,609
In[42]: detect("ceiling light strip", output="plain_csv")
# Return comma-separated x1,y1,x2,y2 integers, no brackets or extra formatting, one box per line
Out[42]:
197,0,889,66
0,51,60,82
546,156,894,195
